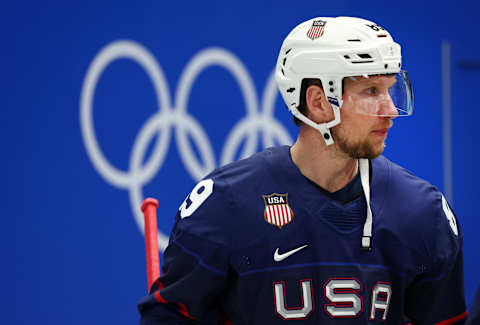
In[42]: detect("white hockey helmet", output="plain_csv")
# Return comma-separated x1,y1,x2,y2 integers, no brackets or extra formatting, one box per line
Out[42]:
275,17,413,145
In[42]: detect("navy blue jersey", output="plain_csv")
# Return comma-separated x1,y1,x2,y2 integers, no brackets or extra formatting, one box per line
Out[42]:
138,146,467,324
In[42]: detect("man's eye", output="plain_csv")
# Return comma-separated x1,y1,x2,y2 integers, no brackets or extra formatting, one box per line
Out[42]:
365,87,378,95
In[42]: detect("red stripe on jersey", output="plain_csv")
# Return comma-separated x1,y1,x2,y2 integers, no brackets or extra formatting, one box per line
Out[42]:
435,310,468,325
153,284,196,320
153,290,167,303
177,302,196,320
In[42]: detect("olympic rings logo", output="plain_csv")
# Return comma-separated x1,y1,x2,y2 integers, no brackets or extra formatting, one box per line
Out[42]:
80,40,292,250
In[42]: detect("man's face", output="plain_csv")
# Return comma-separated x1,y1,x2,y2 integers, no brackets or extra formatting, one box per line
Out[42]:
331,75,397,159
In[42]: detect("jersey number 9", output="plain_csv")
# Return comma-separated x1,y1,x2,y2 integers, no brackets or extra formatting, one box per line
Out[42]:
179,179,214,218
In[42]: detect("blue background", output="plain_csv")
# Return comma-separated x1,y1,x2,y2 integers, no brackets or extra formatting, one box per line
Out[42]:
4,1,479,324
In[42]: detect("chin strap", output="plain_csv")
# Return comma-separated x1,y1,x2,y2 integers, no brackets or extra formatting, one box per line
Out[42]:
289,99,341,146
359,158,373,251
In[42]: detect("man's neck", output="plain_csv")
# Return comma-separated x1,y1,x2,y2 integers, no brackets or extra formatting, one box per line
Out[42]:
290,130,358,193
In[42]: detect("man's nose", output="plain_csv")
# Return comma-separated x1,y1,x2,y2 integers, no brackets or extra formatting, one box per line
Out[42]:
379,94,398,118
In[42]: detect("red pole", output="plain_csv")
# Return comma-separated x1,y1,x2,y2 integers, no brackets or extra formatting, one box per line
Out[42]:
141,198,160,292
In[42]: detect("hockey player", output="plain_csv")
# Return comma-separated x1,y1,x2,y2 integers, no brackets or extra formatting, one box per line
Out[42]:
138,17,467,324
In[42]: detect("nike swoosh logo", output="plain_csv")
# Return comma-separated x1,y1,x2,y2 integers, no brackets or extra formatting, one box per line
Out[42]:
274,245,308,262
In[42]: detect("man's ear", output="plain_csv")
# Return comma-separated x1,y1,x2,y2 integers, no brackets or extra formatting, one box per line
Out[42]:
305,85,332,123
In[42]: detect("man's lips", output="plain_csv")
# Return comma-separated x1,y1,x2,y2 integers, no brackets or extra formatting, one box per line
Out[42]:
372,128,390,136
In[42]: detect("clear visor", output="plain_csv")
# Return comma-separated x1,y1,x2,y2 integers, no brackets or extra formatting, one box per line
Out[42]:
342,70,413,117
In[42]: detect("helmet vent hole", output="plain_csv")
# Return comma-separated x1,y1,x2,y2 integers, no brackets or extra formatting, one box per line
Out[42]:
285,48,292,55
351,60,373,64
358,53,372,59
283,57,287,66
281,68,285,76
347,39,361,42
377,34,387,38
344,55,350,59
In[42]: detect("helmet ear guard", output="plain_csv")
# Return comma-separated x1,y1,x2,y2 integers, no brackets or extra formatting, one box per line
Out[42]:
275,16,411,145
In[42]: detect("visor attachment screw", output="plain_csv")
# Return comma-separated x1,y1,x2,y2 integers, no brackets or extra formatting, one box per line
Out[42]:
324,133,330,140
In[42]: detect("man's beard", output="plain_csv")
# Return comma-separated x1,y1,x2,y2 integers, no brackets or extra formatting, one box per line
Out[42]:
331,128,386,159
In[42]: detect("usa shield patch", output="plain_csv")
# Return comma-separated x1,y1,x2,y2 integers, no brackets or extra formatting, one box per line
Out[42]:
307,20,326,40
262,193,294,228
